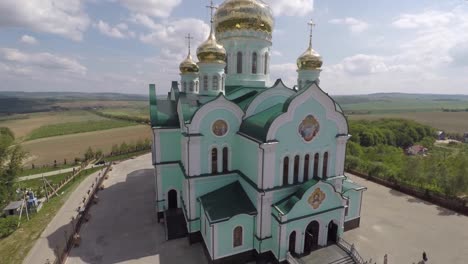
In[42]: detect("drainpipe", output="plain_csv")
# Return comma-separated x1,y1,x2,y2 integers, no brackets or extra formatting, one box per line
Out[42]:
259,145,266,253
185,124,192,234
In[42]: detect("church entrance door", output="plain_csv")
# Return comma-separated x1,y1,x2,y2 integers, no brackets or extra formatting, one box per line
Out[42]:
288,231,296,254
304,220,320,254
327,220,338,245
168,189,177,209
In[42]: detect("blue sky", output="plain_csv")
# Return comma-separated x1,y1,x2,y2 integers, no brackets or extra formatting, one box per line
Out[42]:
0,0,467,95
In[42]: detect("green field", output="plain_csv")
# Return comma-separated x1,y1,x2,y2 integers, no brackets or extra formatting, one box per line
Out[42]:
26,119,137,141
99,107,149,120
18,163,75,177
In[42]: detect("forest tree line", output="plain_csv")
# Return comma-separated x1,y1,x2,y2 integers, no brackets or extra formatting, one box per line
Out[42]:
346,119,468,197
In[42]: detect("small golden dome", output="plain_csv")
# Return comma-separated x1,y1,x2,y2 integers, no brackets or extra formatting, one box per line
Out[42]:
196,32,226,64
297,47,323,70
214,0,274,35
179,53,199,74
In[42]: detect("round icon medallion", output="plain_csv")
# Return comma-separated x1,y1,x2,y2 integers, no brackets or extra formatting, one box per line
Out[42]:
212,120,228,137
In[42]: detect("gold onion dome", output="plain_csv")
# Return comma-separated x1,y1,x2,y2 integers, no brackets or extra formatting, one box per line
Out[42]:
179,53,199,74
297,46,323,70
196,31,226,64
214,0,274,35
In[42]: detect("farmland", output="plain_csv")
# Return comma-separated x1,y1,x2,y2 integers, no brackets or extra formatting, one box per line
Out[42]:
348,112,468,134
22,125,151,166
26,119,136,141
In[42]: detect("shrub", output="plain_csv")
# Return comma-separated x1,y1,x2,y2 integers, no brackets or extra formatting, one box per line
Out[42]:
0,216,18,238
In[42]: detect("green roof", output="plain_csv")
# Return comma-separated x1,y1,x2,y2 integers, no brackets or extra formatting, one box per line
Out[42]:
342,180,366,193
199,181,257,223
239,103,284,141
274,179,318,215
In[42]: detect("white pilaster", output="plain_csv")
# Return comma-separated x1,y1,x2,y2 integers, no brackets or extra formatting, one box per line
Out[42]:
260,142,277,189
336,135,351,176
188,136,202,176
299,155,305,182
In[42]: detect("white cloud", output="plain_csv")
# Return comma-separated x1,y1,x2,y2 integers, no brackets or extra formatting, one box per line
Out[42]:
132,15,210,58
118,0,181,18
19,35,38,45
329,17,369,33
0,48,87,76
0,0,90,41
94,20,135,39
392,10,454,29
270,63,297,87
266,0,314,16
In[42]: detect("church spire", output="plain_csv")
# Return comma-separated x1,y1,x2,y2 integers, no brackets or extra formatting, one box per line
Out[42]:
185,33,193,57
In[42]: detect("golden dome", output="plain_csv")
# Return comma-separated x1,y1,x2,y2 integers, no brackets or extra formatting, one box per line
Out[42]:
297,47,323,70
214,0,274,35
179,53,199,74
196,32,226,64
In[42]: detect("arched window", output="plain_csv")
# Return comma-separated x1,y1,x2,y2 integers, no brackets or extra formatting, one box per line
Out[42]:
304,154,310,181
212,76,219,90
237,52,243,74
182,82,187,92
203,76,208,91
264,52,269,75
313,153,319,179
225,55,228,74
233,226,243,247
222,147,228,172
252,52,257,74
189,81,194,92
293,155,300,183
221,77,225,91
195,81,199,92
283,157,289,185
322,152,329,178
211,148,218,174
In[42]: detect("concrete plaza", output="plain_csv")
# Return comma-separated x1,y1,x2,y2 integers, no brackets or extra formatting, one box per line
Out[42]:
343,174,468,264
66,154,207,264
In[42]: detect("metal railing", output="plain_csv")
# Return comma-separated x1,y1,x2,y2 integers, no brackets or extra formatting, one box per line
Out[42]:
337,236,367,264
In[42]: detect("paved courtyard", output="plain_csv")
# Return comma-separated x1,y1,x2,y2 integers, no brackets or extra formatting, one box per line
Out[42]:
343,174,468,264
67,154,207,264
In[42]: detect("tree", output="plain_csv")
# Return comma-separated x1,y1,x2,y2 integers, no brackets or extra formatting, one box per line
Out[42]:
120,142,129,154
84,147,94,161
111,144,119,155
95,149,103,159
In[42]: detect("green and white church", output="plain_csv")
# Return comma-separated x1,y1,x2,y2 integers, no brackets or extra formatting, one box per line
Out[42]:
149,0,366,263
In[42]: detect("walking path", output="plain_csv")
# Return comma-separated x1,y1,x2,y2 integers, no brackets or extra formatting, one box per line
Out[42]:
18,164,103,182
22,167,106,264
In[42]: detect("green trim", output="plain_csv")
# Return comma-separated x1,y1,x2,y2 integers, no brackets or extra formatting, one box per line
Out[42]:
271,206,344,224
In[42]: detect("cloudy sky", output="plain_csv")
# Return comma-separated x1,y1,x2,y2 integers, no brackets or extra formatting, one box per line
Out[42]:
0,0,467,95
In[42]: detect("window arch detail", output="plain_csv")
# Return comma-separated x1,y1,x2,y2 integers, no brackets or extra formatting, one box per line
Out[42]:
212,76,219,90
283,156,289,186
233,226,243,247
304,154,310,181
203,76,208,91
323,152,329,179
264,52,269,75
313,153,319,179
222,146,229,172
211,147,218,174
237,52,243,74
293,155,300,183
252,52,257,74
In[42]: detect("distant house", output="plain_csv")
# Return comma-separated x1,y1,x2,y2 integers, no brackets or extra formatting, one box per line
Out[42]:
3,201,23,216
436,131,446,140
406,145,428,156
464,133,468,143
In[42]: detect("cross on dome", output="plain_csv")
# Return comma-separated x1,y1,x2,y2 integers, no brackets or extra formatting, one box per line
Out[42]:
308,19,316,48
185,33,193,55
206,0,218,31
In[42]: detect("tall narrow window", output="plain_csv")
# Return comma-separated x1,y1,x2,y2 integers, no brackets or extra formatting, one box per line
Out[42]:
345,199,349,216
323,152,329,178
211,148,218,174
283,157,289,185
182,82,187,92
222,77,225,91
222,147,228,172
304,154,310,181
264,52,269,75
313,153,319,179
203,76,208,91
212,76,219,90
237,52,243,74
189,81,194,92
252,52,257,74
225,56,228,73
293,155,299,183
195,81,199,92
233,226,243,247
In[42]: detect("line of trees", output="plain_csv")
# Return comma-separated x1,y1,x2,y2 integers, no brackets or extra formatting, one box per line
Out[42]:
346,119,468,197
89,110,150,125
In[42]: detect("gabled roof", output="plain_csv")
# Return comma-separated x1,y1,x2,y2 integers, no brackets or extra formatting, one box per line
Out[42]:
239,103,284,141
274,179,319,215
199,181,257,223
3,201,23,211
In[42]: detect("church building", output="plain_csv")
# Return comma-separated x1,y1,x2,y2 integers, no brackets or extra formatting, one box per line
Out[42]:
149,0,366,263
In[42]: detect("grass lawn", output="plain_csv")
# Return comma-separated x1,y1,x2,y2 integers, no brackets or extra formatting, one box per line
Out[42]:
0,167,101,264
26,119,136,141
18,163,76,177
103,149,151,163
